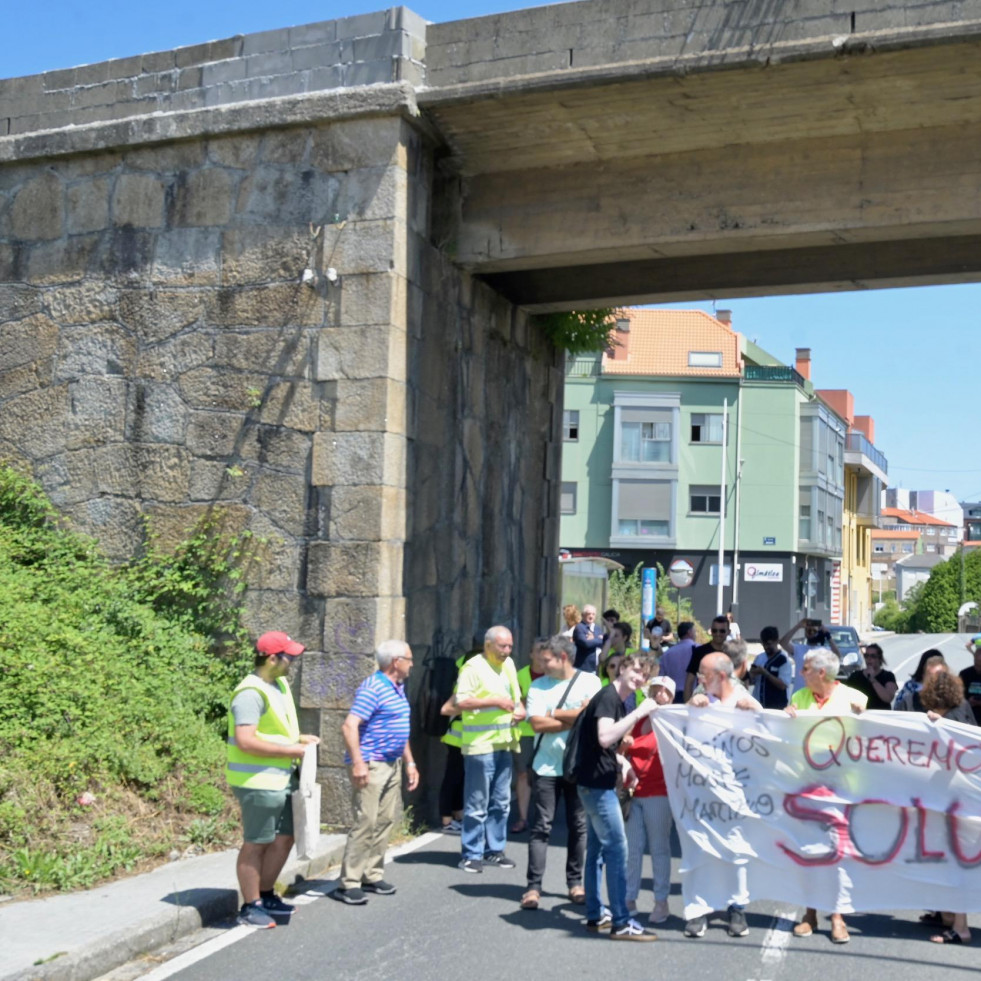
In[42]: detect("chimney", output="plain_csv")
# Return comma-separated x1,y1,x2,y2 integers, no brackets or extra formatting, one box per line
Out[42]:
607,315,631,360
795,347,811,380
716,309,732,326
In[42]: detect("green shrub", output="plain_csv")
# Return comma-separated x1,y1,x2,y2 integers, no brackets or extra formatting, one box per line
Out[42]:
0,465,255,895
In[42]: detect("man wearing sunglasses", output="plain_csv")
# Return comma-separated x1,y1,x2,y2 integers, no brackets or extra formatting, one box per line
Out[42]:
683,615,730,702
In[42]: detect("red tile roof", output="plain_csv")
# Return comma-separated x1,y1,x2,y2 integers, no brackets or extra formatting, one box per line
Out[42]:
871,529,920,540
881,507,956,528
601,308,741,377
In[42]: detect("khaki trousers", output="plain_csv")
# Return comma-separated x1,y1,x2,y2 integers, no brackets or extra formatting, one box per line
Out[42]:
339,759,402,890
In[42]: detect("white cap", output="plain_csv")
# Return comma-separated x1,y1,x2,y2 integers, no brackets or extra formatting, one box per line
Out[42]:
649,675,676,698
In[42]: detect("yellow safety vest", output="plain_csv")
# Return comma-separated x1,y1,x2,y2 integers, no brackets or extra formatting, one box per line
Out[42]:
460,655,519,754
516,664,535,738
225,675,300,790
441,717,464,748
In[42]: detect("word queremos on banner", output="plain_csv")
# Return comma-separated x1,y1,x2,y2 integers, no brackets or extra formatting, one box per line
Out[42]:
650,706,981,920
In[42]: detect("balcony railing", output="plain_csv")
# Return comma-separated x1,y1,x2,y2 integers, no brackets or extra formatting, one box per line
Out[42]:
743,364,805,386
565,357,602,377
846,432,888,475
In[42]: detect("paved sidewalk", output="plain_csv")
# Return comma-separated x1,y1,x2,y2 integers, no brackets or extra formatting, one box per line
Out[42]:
0,834,347,981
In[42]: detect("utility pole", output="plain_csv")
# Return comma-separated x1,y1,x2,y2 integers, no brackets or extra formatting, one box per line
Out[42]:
731,390,744,621
716,399,729,615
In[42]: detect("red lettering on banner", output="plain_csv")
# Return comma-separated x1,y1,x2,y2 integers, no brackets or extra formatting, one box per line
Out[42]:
848,799,908,866
946,801,981,867
777,786,849,866
913,798,945,862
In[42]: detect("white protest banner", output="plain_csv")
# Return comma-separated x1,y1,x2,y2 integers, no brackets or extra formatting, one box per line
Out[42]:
650,706,981,919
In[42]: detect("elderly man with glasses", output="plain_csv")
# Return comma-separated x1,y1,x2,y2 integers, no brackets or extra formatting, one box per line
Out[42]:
335,640,419,905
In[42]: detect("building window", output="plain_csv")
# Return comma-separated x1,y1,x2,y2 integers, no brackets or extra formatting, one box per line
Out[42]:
926,544,936,552
612,479,673,542
902,543,914,553
560,482,577,515
690,485,722,514
563,410,579,442
617,518,670,537
621,421,672,462
688,351,723,368
799,496,811,540
873,543,885,553
690,413,724,443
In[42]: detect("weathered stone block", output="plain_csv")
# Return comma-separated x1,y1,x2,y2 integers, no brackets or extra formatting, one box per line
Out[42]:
240,425,312,470
186,409,244,458
333,377,407,433
290,42,343,71
241,588,324,652
207,285,324,328
256,380,324,432
63,152,123,179
220,226,312,286
243,511,302,590
315,324,404,382
143,502,251,552
56,322,135,380
123,141,206,172
178,367,269,411
323,218,403,276
201,58,247,88
309,117,403,173
26,234,100,285
135,444,192,502
306,541,403,598
64,497,142,561
290,21,338,47
303,66,345,91
151,228,220,285
0,361,46,400
249,469,310,536
11,173,63,240
311,431,405,487
207,134,259,170
188,458,251,502
169,169,234,227
335,164,404,224
317,765,355,826
126,381,188,443
118,289,208,343
300,649,375,710
112,174,165,227
135,332,213,380
45,283,117,325
66,179,110,235
65,377,127,448
315,707,350,770
0,285,42,323
212,329,312,376
329,484,406,542
235,164,339,225
336,271,402,328
323,597,384,659
0,312,59,370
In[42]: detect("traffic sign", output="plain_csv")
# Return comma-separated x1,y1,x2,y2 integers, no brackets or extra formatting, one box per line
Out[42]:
668,558,694,589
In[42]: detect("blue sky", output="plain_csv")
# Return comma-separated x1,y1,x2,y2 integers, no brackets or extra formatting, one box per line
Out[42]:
6,1,981,505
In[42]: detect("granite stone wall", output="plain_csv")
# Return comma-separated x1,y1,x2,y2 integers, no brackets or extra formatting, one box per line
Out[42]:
0,102,561,823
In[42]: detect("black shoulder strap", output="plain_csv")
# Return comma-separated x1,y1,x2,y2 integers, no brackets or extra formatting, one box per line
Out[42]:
528,671,581,769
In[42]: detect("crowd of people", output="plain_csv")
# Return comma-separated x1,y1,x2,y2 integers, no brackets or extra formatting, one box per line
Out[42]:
224,616,981,946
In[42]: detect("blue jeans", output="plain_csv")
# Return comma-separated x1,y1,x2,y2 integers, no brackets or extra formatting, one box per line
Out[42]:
578,785,629,927
462,750,512,861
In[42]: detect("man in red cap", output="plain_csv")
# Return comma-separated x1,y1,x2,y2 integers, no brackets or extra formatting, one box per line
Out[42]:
226,631,320,929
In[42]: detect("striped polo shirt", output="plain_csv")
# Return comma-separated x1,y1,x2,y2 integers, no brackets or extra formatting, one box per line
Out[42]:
345,671,411,763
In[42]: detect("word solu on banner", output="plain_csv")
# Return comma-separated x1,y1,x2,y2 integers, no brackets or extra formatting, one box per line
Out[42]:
650,707,981,920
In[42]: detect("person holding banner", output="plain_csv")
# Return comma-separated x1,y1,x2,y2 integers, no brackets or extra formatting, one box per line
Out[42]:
576,653,660,941
786,647,866,944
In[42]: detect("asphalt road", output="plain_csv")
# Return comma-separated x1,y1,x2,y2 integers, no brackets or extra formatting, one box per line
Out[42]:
123,632,979,981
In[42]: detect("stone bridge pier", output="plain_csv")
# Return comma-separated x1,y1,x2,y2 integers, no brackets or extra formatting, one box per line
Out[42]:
0,8,560,824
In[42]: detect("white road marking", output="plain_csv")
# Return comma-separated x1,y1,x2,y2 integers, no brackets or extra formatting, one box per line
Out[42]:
759,908,797,970
133,832,443,981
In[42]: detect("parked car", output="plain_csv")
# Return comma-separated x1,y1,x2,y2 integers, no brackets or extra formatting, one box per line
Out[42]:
827,625,865,677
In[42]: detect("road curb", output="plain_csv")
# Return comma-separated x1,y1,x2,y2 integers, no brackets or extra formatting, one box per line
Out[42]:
2,836,348,981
